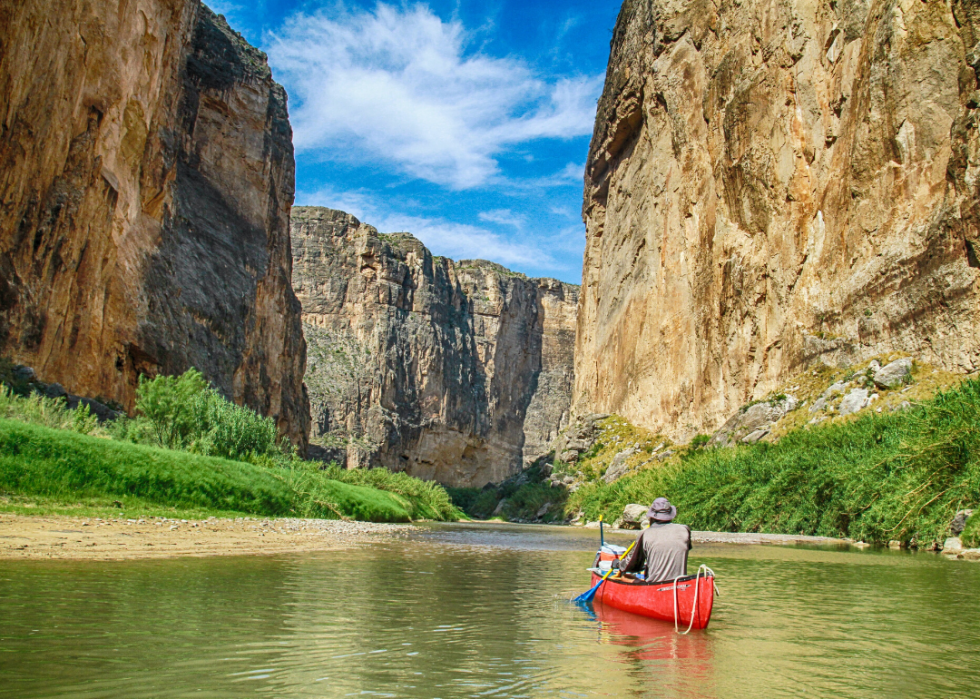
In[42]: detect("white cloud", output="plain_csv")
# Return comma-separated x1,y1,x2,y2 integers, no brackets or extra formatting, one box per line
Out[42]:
478,209,524,229
378,214,552,268
294,186,555,269
266,3,602,189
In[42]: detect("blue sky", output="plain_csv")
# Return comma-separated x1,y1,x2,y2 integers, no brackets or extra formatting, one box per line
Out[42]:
208,1,622,283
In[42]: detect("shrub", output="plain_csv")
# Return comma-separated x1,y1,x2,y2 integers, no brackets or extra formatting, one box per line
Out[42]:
0,387,101,436
113,369,291,463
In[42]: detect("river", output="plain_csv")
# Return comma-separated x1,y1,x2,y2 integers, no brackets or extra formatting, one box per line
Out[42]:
1,522,977,698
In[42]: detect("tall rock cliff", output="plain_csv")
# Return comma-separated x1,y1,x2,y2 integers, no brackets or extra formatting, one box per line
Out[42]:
291,207,578,487
576,0,980,440
0,1,309,447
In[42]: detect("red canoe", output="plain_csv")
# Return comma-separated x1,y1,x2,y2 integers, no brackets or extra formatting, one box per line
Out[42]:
590,568,716,630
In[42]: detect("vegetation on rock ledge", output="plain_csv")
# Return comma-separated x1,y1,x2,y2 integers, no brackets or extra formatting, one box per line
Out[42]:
570,378,980,547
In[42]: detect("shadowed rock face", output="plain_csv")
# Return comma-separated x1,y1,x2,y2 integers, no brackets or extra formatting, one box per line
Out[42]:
0,1,309,448
291,207,578,487
576,0,980,441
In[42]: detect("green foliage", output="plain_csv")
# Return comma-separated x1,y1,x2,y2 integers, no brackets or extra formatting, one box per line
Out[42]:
568,378,980,546
962,512,979,548
0,388,101,436
112,369,291,463
448,462,566,522
689,434,711,449
133,369,209,448
318,463,460,520
446,487,501,519
0,419,421,522
0,368,460,523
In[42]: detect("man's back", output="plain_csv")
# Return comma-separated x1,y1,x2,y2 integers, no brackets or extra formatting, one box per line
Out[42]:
641,522,691,581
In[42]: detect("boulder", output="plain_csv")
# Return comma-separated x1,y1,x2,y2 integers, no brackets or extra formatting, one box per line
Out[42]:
873,358,913,390
602,447,638,483
951,510,975,536
44,383,67,400
67,396,122,423
808,396,829,413
535,502,552,518
742,428,770,443
943,536,964,553
492,499,508,517
838,388,870,416
709,395,798,447
620,503,648,529
12,366,35,382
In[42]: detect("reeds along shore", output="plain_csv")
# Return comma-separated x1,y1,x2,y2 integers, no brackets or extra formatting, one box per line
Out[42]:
569,379,980,548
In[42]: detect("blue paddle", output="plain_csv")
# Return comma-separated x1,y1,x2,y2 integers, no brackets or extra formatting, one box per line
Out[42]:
572,539,636,603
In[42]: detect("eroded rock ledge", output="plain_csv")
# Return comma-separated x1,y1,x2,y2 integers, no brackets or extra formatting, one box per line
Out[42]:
291,207,578,487
576,0,980,442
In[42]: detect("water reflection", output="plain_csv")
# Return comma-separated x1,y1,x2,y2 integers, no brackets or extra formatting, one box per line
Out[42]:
0,525,978,698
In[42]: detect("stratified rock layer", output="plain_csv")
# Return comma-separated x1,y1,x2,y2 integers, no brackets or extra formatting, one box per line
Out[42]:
291,207,578,487
0,1,308,447
576,0,980,440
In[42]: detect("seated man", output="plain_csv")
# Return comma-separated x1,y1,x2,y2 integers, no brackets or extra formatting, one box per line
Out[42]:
617,497,691,582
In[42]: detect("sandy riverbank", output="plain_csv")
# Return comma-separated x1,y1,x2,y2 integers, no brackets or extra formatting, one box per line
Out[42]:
0,514,416,561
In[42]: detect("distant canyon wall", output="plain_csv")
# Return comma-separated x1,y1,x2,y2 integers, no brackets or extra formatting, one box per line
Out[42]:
575,0,980,440
291,207,578,487
0,0,309,446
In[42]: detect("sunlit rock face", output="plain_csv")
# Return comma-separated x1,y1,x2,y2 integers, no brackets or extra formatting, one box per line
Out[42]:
291,207,578,487
0,1,309,448
575,0,980,441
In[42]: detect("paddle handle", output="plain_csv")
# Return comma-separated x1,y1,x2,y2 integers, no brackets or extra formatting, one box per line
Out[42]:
599,515,604,548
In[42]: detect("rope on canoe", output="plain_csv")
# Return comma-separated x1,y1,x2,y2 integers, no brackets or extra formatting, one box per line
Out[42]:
672,565,717,634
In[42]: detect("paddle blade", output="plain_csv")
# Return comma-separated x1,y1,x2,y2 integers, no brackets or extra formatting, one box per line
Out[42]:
572,579,603,603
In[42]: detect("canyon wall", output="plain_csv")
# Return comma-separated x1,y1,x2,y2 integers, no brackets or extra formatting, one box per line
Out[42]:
0,1,309,446
576,0,980,440
291,207,578,486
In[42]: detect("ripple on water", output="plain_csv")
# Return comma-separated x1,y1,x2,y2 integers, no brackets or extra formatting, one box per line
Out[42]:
0,525,978,698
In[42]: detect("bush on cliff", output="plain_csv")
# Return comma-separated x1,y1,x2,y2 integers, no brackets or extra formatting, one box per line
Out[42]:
569,378,980,546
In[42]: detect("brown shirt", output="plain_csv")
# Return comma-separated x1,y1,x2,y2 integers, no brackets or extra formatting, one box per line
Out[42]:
619,522,692,582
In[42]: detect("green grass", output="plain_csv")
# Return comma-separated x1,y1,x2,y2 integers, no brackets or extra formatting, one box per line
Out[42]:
568,378,980,546
447,462,567,522
0,419,444,522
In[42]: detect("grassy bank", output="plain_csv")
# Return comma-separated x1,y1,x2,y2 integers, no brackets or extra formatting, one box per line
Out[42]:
0,368,459,523
568,378,980,546
0,419,445,522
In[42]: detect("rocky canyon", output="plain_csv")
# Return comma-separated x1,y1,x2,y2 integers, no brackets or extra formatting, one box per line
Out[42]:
0,0,309,447
291,207,578,486
576,0,980,441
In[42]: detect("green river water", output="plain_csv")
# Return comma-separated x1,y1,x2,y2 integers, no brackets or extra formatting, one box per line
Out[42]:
1,522,977,698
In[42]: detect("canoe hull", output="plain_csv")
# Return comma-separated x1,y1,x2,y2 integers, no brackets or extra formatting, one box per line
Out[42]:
591,571,715,630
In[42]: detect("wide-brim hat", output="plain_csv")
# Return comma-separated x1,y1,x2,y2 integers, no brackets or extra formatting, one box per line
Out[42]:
646,497,677,522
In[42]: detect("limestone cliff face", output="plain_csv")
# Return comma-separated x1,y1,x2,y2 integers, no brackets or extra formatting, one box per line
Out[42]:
0,1,309,447
291,207,578,487
576,0,980,440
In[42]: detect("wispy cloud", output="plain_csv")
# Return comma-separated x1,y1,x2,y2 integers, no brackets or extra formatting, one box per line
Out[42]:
266,3,602,189
379,213,553,267
478,209,525,229
294,186,555,270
